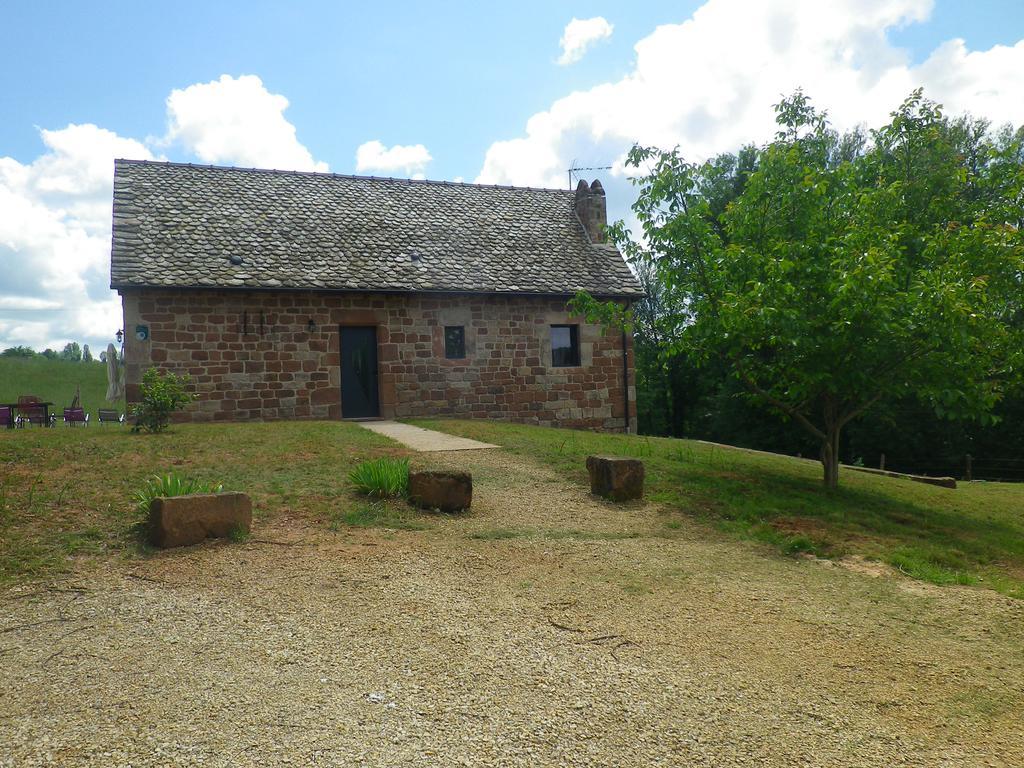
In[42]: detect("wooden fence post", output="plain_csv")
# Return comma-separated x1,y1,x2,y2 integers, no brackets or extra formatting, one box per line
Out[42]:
879,453,886,471
965,454,973,482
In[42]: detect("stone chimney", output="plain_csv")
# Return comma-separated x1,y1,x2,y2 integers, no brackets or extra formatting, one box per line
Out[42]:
575,179,607,244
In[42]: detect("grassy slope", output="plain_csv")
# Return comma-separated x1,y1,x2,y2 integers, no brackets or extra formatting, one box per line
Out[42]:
0,357,122,419
412,419,1024,598
0,421,410,584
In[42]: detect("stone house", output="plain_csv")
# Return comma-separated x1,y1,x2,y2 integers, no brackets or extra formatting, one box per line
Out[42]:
110,160,642,431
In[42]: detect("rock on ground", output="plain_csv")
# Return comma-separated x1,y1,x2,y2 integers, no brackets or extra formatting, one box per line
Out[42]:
586,455,645,501
408,470,472,512
149,491,252,548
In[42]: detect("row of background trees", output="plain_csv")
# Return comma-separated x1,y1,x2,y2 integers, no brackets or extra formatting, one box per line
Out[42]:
1,343,102,362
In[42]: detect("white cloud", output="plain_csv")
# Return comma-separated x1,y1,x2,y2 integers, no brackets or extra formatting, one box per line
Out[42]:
162,74,327,172
558,17,614,65
0,75,326,353
355,140,432,178
0,297,61,310
0,124,153,352
477,0,1024,192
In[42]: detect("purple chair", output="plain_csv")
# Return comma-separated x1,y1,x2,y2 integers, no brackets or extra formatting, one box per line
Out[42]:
63,407,89,427
17,397,52,427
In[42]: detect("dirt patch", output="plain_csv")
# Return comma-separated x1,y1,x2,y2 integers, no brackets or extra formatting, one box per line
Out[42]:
837,554,894,578
2,447,1023,767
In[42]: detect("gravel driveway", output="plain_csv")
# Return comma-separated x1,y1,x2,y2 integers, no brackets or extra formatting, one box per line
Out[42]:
2,448,1022,767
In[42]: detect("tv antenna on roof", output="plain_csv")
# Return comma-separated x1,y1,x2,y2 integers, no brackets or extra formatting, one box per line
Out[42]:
567,159,612,190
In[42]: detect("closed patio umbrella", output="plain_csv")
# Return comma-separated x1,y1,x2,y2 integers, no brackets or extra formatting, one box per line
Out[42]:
105,343,124,402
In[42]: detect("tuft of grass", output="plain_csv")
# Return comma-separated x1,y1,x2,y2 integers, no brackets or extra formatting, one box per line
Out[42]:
134,472,224,517
348,457,410,498
781,534,820,556
329,501,427,531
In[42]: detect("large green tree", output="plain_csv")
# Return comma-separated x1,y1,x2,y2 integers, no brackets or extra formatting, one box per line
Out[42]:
591,91,1024,487
59,342,82,362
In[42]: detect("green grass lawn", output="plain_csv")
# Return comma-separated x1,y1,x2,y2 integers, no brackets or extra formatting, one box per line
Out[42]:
412,419,1024,598
5,416,1024,599
0,356,122,419
0,421,409,585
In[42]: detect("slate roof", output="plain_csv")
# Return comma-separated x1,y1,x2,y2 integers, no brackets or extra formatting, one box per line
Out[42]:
109,160,641,298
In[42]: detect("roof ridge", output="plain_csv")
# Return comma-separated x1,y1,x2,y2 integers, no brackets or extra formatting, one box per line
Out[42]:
113,158,572,194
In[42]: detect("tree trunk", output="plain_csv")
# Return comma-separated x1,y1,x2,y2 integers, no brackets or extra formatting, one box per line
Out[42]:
820,402,841,489
663,367,676,437
821,435,840,489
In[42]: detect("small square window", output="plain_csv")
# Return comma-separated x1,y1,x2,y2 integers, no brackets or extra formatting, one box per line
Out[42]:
551,324,580,367
444,326,466,359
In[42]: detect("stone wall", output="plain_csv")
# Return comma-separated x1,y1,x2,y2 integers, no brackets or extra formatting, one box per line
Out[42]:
120,289,637,432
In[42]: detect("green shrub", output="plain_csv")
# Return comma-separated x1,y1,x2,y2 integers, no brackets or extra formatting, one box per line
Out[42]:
782,534,819,556
134,472,224,517
348,458,410,498
132,368,194,433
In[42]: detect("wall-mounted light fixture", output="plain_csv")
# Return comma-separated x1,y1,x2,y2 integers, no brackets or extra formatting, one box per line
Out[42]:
115,329,124,344
307,318,316,333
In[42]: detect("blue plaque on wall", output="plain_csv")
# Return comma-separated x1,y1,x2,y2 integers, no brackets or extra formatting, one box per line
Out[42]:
135,324,150,341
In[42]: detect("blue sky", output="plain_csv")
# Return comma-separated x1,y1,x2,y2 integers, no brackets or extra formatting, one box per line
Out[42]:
3,0,1021,176
1,0,1023,353
1,1,689,178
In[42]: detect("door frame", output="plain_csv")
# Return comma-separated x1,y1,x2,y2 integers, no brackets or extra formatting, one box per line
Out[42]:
338,324,382,420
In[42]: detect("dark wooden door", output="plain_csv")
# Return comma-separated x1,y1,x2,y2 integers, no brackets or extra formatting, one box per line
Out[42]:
340,326,380,418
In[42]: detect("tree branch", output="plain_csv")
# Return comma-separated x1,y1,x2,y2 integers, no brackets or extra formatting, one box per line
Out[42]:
837,391,885,429
733,363,827,441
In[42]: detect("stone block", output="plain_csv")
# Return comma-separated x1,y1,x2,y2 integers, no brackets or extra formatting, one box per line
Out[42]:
149,492,252,548
408,471,472,512
310,386,337,405
586,455,644,501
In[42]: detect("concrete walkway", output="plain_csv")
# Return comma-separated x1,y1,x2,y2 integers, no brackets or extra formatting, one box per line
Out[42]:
357,420,499,452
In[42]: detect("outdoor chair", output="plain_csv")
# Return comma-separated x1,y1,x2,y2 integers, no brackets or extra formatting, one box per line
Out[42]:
63,407,89,427
17,405,54,427
0,405,12,429
97,409,125,425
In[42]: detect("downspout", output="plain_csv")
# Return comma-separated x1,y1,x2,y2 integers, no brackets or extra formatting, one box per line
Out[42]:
621,326,630,434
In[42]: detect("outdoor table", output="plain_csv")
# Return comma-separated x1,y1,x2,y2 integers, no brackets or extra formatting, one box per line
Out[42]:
9,401,55,427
